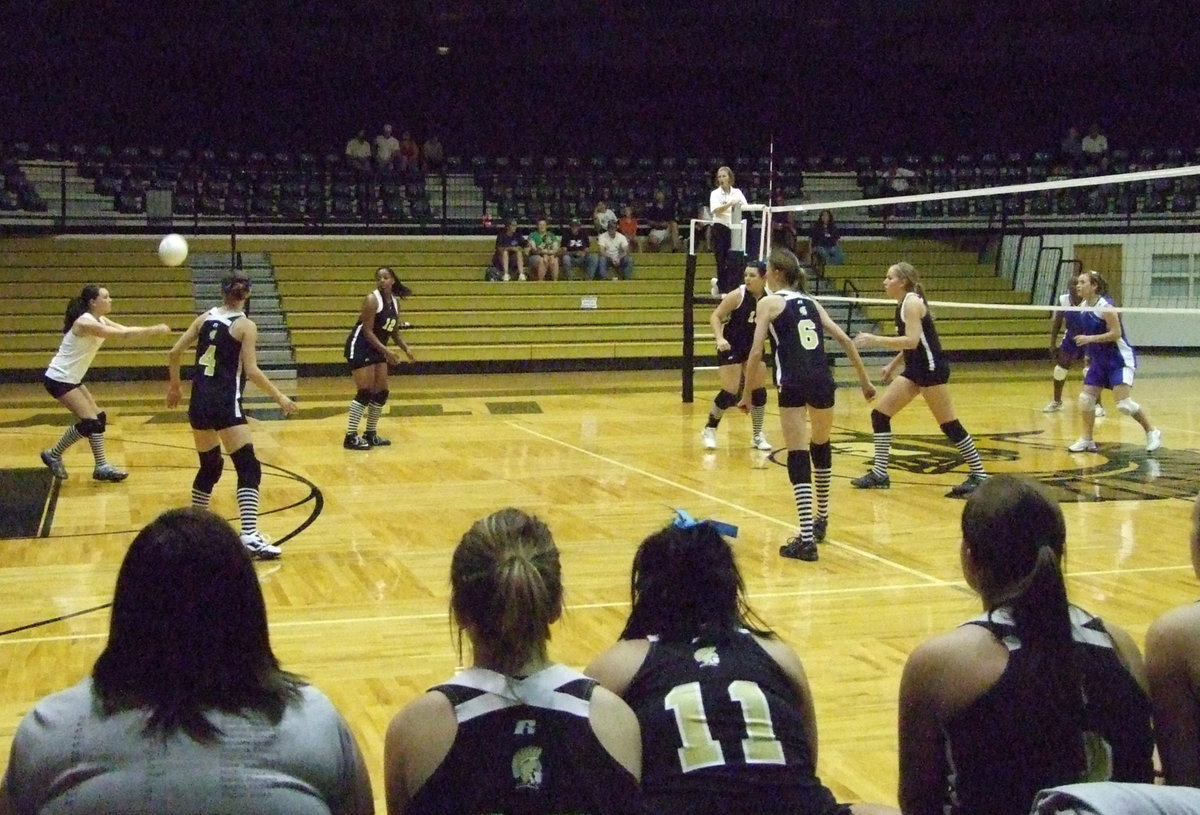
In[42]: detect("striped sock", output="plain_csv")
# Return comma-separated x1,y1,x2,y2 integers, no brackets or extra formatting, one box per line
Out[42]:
51,425,83,458
814,466,831,520
956,434,987,477
365,402,382,435
88,434,109,469
237,487,260,535
346,399,366,436
191,488,212,509
872,432,892,478
751,404,765,436
791,482,813,545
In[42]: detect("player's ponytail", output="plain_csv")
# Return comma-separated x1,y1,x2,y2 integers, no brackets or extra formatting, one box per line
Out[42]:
63,284,102,333
891,262,926,301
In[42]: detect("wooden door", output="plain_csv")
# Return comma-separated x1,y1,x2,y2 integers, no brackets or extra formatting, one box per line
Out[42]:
1075,243,1124,304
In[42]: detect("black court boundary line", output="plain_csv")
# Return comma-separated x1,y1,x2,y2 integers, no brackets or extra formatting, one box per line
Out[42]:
0,460,323,638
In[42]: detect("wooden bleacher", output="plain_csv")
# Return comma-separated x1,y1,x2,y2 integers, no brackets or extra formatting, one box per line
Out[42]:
0,234,1045,380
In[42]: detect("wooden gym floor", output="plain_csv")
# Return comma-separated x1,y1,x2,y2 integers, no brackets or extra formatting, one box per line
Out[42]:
1,357,1198,808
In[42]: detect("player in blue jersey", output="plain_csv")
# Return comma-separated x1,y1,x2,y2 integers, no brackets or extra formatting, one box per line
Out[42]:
1066,269,1161,453
1043,265,1105,416
343,266,415,450
168,274,297,559
384,508,643,815
899,475,1153,815
851,262,987,497
746,249,875,560
587,514,897,815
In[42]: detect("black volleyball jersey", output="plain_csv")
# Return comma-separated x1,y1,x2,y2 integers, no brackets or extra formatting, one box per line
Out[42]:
769,291,831,389
723,285,758,356
191,307,245,404
941,605,1154,815
621,632,841,815
349,289,399,348
408,665,643,815
895,291,946,374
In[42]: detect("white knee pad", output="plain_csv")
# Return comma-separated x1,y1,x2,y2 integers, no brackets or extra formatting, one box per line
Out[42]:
1117,397,1140,416
1052,365,1069,382
1078,392,1097,412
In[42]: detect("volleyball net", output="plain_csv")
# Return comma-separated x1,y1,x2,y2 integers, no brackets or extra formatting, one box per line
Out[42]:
681,163,1200,401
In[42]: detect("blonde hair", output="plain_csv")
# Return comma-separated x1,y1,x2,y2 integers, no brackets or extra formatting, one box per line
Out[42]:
890,262,926,301
716,165,735,185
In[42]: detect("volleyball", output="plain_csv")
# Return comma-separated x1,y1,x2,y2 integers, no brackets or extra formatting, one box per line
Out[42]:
157,233,189,267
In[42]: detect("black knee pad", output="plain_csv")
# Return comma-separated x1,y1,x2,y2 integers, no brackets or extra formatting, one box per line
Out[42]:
811,441,832,469
194,446,224,492
97,411,107,433
870,409,892,434
751,387,767,407
786,449,812,485
940,419,968,443
714,390,738,410
354,388,373,405
371,388,389,406
76,418,103,437
230,444,262,490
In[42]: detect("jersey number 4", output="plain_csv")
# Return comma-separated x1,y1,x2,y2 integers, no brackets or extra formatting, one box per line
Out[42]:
664,680,785,773
197,344,218,377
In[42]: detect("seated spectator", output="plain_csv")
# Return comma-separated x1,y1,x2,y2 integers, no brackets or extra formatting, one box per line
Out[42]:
644,190,680,253
1032,782,1200,814
809,209,845,267
375,123,401,175
769,192,797,253
618,205,641,253
587,513,897,815
494,219,527,281
1081,123,1108,163
1060,125,1084,168
527,217,562,281
383,508,643,815
1145,492,1200,787
562,218,600,281
397,130,420,177
421,132,444,174
0,507,373,815
881,160,918,196
345,129,373,177
597,220,633,280
898,475,1153,815
593,199,617,234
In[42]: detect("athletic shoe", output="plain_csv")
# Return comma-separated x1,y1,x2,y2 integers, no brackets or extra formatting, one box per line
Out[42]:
40,450,68,480
851,470,890,489
363,432,391,447
1067,437,1098,453
1042,400,1063,413
813,515,828,543
709,277,719,297
779,537,818,562
701,427,718,450
501,272,511,282
752,432,773,451
92,465,129,482
343,433,370,450
518,272,527,281
240,531,282,560
948,474,987,498
1094,404,1107,418
1146,428,1162,453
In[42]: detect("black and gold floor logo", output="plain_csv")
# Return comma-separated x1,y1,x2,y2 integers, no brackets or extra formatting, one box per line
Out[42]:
811,429,1197,503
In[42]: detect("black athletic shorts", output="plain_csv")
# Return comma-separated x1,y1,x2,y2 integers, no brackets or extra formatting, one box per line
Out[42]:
43,375,82,399
778,376,836,410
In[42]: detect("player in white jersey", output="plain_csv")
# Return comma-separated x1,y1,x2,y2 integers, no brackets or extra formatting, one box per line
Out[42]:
40,284,170,482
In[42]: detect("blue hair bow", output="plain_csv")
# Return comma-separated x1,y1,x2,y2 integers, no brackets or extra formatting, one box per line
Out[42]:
673,509,738,539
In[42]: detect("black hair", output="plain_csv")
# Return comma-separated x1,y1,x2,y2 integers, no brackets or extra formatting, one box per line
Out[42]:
63,284,102,333
92,508,302,742
962,475,1085,778
744,259,767,274
451,508,562,676
377,266,413,299
220,274,252,300
620,520,772,642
